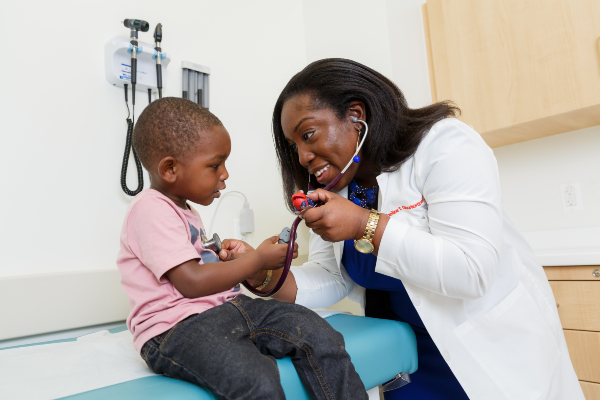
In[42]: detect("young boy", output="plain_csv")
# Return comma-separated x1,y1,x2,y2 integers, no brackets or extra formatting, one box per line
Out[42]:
117,98,367,400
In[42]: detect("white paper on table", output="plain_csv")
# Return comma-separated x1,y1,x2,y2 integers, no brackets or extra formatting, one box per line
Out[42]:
313,309,351,319
0,329,155,400
0,311,350,400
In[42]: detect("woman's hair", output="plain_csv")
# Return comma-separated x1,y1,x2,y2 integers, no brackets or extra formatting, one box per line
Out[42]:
272,58,460,212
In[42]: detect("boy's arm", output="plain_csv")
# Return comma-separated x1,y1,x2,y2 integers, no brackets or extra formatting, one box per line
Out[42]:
166,251,264,298
166,236,296,298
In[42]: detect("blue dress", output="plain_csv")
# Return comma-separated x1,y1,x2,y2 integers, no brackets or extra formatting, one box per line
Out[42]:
341,239,469,399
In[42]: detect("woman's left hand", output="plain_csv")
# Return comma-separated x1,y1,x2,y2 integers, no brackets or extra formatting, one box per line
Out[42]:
301,189,370,242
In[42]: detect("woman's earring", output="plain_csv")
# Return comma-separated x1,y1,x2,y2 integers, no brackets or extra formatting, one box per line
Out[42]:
353,135,361,164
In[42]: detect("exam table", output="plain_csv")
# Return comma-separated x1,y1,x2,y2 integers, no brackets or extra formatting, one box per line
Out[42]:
4,314,418,400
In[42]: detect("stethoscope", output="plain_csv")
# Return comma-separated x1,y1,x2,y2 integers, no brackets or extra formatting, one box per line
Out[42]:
242,116,369,297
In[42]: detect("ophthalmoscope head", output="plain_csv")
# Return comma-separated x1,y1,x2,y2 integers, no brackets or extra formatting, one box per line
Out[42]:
123,19,149,32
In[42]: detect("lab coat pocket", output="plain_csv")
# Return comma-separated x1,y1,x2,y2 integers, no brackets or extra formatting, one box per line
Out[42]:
454,282,559,400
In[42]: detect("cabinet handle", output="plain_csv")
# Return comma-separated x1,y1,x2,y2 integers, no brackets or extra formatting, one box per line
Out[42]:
556,303,559,308
593,269,600,278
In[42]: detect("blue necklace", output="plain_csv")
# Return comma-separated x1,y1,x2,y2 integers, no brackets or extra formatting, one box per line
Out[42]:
349,179,378,209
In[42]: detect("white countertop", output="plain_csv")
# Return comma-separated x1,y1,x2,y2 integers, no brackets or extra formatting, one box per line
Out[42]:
521,227,600,266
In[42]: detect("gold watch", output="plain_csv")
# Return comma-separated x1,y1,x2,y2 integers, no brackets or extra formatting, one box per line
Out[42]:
354,209,380,254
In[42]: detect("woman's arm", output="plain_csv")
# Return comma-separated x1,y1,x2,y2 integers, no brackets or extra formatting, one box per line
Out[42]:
246,230,350,307
375,121,503,299
243,266,299,303
288,229,349,307
304,120,503,300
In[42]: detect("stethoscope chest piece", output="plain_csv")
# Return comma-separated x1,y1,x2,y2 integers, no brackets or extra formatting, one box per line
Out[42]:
201,233,222,253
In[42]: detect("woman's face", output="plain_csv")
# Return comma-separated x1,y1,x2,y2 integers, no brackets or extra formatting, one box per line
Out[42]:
281,94,364,191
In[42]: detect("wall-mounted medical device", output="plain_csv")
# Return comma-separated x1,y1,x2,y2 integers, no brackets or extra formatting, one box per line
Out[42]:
106,19,172,197
104,36,171,94
182,61,210,109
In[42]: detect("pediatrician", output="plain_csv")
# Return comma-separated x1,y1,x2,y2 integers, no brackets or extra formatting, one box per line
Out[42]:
261,58,584,400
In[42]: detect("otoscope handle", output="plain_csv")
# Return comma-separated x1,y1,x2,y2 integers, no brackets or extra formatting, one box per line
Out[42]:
242,172,344,297
156,64,162,89
131,58,137,85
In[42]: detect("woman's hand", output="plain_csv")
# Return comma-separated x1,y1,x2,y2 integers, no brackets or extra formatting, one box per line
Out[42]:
219,239,255,261
301,189,371,242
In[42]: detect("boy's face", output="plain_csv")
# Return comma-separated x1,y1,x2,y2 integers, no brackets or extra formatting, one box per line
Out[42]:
177,125,231,206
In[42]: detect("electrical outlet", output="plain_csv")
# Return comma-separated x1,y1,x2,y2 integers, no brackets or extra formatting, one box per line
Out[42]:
560,183,583,212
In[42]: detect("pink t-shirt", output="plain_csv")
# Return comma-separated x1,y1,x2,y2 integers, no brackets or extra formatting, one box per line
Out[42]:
117,189,241,353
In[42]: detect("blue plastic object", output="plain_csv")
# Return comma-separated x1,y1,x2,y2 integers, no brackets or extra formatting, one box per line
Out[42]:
152,51,167,61
127,44,143,55
10,314,418,400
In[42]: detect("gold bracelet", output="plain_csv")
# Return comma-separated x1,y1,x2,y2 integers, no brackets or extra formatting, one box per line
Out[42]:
255,270,273,291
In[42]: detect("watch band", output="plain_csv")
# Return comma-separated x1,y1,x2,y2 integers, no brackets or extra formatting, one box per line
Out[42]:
361,209,380,243
255,270,273,291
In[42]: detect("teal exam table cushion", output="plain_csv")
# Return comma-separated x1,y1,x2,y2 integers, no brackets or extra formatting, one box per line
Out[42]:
35,314,418,400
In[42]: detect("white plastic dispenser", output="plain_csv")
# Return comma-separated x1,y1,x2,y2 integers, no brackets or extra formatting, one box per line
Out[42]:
104,36,171,92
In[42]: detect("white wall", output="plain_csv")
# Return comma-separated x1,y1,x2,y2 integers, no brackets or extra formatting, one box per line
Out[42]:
494,126,600,232
0,0,307,277
301,0,429,108
2,0,596,279
302,0,394,79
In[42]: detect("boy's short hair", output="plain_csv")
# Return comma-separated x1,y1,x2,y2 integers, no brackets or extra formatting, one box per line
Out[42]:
133,97,222,169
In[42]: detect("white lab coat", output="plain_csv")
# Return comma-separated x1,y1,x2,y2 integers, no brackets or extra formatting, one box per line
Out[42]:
291,118,583,400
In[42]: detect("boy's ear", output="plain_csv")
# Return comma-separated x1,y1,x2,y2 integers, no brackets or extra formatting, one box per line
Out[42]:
157,156,178,183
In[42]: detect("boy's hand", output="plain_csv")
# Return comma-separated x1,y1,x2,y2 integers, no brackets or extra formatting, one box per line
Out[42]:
256,236,299,270
219,239,255,261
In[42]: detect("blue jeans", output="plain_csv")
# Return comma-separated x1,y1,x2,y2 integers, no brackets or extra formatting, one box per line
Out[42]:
141,295,367,400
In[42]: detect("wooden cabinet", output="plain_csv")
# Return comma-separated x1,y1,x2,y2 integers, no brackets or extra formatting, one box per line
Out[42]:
565,330,600,384
550,281,600,331
544,266,600,400
422,0,600,148
582,382,600,400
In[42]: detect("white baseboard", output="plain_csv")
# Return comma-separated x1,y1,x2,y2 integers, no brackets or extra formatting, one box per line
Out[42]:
0,269,129,341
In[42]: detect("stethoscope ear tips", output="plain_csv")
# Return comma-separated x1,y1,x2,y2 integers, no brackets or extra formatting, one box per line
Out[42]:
351,116,358,123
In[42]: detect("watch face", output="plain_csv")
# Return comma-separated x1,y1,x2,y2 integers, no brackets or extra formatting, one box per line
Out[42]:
354,239,374,254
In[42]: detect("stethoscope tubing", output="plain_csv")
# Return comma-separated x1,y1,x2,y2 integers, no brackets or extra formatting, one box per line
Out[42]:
241,171,344,296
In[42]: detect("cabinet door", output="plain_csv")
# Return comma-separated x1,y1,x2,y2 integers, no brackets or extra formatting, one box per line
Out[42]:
564,330,600,384
581,381,600,400
544,266,600,281
424,0,600,147
549,281,600,331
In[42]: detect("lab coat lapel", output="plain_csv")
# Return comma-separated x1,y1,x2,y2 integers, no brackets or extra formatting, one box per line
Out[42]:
376,172,389,210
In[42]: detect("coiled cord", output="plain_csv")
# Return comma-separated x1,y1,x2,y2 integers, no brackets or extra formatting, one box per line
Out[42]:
120,84,144,196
